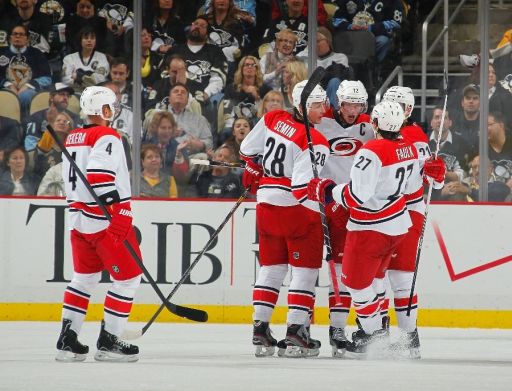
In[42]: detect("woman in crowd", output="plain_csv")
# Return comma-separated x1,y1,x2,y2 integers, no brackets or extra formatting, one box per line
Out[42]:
206,0,245,73
256,90,284,119
65,0,108,53
142,110,189,180
0,147,40,196
144,0,186,59
260,29,298,91
30,112,74,179
223,116,252,164
61,26,110,92
219,55,267,142
280,59,307,111
140,144,179,198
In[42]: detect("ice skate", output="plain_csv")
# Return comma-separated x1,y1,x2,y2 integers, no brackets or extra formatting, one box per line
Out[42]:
389,329,421,359
283,324,321,358
329,326,348,358
55,319,89,362
345,327,389,359
94,320,139,362
252,321,277,357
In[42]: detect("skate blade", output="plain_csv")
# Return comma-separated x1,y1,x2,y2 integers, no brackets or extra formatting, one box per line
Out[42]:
331,346,346,358
254,345,275,357
55,350,87,362
94,350,139,362
283,346,308,358
306,348,320,357
344,350,367,360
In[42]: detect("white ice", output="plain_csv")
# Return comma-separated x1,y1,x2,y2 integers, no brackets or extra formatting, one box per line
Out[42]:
1,322,512,391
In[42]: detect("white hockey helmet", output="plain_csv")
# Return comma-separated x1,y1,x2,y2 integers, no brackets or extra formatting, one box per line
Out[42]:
336,80,368,108
371,101,405,132
80,86,118,121
292,79,328,113
382,85,415,118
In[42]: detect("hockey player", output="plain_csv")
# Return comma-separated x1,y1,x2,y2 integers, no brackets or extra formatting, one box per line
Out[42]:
381,86,446,358
55,86,141,363
308,101,423,358
315,79,374,357
240,79,330,358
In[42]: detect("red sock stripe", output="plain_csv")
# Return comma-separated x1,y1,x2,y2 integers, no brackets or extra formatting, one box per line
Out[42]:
64,290,90,311
104,294,133,316
394,295,417,310
288,291,314,310
328,295,351,310
381,297,390,312
253,288,279,306
353,297,380,318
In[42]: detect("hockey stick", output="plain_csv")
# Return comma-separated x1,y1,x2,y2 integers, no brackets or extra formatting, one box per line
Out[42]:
47,125,208,323
190,158,245,169
406,92,447,316
300,66,342,306
121,187,251,339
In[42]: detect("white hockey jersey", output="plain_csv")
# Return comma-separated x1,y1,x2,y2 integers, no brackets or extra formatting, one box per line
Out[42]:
316,109,374,184
61,51,110,88
240,110,330,211
62,124,131,234
332,137,423,235
400,122,431,215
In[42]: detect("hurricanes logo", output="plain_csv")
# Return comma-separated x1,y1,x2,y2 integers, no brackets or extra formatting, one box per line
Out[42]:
112,265,120,273
186,60,211,83
293,252,300,260
329,137,363,157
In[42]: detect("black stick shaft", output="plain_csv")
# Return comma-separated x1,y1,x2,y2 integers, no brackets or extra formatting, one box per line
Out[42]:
140,187,250,335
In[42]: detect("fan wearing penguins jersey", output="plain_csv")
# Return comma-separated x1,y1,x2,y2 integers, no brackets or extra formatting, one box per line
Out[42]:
166,16,227,105
240,79,330,358
380,86,444,359
332,0,404,63
56,86,141,363
314,79,373,357
308,101,423,358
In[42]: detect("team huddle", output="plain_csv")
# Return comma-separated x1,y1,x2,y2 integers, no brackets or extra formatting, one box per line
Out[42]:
53,73,446,363
240,77,446,359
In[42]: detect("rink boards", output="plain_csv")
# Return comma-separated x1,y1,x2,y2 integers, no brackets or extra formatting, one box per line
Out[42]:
0,197,511,328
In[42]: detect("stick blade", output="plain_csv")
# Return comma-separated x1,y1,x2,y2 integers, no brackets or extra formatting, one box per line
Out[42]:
121,328,144,340
300,66,326,110
169,303,209,322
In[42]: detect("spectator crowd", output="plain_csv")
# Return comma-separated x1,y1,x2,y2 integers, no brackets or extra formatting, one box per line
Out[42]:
0,0,510,202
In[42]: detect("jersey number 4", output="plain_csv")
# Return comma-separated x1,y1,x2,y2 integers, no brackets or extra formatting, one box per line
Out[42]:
68,152,78,191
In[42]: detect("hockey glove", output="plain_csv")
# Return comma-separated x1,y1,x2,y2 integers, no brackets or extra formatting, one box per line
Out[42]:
107,203,133,243
307,177,336,203
242,159,263,195
424,156,446,184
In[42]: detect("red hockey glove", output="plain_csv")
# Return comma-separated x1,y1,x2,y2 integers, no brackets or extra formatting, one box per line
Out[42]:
325,201,348,228
307,177,336,203
242,159,263,195
424,156,446,184
107,203,133,243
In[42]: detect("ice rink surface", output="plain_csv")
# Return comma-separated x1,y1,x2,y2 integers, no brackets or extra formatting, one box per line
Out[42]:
1,322,512,391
